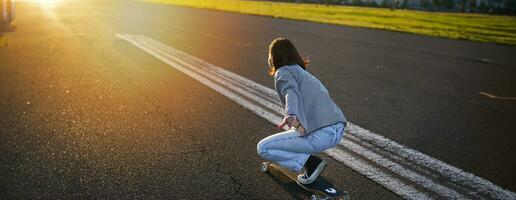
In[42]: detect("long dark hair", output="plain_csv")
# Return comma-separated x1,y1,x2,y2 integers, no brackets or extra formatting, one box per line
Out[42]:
268,37,309,76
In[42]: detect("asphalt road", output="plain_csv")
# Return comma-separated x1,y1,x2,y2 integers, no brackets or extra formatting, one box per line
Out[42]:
1,0,515,199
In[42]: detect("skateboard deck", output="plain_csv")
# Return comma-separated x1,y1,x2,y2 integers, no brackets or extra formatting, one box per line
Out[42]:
261,162,350,200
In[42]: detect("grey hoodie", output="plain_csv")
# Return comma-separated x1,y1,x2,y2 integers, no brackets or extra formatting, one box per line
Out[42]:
274,64,346,134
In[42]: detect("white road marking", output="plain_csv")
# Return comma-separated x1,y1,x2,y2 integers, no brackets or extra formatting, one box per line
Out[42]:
339,139,466,199
117,34,516,200
325,148,433,200
479,91,516,100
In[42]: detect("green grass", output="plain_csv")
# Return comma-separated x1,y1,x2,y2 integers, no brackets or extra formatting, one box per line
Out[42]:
142,0,516,45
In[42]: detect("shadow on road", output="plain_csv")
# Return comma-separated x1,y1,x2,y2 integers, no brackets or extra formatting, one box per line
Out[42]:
265,168,318,200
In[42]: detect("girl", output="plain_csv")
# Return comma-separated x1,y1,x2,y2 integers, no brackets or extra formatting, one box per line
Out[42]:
257,37,347,184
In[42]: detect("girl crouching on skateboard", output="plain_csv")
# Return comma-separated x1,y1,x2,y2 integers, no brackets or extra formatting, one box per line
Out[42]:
257,37,347,184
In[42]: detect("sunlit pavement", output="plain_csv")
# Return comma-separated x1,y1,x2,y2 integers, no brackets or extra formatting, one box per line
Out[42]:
0,0,515,199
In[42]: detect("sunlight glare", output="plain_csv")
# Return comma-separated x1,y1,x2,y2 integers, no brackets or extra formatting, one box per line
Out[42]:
36,0,64,10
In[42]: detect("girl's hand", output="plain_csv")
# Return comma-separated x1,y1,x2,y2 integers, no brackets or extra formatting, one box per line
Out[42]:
278,115,307,136
278,115,299,129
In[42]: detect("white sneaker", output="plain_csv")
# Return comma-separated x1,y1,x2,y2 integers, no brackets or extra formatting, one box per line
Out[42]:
297,159,326,184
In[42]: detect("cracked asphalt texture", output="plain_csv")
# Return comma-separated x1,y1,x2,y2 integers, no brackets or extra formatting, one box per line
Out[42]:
0,1,399,199
1,0,515,199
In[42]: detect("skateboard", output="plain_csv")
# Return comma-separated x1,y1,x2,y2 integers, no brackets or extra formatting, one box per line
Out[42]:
261,162,350,200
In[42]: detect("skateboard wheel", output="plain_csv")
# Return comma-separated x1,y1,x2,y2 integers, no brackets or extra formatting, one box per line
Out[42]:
260,162,269,172
310,194,318,200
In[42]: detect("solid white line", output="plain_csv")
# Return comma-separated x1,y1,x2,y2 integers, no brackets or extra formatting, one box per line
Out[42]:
118,34,516,200
325,148,432,200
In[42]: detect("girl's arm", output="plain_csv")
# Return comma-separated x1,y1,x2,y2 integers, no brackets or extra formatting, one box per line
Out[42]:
275,70,300,117
275,70,305,134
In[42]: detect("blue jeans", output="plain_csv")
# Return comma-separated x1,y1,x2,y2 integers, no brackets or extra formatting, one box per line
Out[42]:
257,122,346,172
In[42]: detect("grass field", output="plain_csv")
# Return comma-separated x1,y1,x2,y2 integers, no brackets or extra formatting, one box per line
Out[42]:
143,0,516,45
